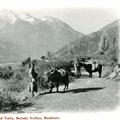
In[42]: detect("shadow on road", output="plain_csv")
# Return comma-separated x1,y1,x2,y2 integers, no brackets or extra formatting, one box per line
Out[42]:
17,102,33,108
65,87,105,93
39,87,105,96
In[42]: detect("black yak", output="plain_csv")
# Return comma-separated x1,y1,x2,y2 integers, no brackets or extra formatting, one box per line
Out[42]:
47,68,69,92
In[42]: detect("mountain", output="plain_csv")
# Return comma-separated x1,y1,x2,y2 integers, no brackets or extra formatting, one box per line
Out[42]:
0,10,83,63
55,19,119,65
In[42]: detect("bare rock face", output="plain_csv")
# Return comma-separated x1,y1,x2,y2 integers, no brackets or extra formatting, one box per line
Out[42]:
98,30,110,53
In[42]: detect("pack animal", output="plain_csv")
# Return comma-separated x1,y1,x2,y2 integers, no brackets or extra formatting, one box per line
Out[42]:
80,60,102,78
47,68,69,92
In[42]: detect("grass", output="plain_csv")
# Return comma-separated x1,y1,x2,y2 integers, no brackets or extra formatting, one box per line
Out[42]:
0,64,30,112
0,91,20,111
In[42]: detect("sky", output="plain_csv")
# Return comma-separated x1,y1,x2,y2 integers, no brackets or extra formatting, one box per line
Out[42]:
0,0,120,34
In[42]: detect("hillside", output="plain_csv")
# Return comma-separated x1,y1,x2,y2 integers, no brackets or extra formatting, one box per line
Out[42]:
0,10,83,63
54,19,119,65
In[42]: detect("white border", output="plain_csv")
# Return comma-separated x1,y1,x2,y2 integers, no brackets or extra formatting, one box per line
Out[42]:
0,0,120,120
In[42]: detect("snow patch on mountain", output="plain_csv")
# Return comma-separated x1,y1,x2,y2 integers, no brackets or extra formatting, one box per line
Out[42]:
41,16,60,22
0,9,17,24
0,10,36,24
18,13,35,24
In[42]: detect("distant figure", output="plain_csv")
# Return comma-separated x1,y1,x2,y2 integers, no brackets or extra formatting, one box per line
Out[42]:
74,57,81,77
28,61,38,97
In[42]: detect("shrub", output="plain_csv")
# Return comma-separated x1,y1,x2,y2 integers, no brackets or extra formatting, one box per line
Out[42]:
22,57,31,66
4,66,29,93
0,66,14,80
0,91,20,111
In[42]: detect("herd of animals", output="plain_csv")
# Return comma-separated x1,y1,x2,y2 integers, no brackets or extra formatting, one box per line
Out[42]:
28,57,102,97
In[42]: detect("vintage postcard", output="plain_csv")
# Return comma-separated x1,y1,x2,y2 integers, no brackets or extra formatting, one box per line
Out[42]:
0,0,120,120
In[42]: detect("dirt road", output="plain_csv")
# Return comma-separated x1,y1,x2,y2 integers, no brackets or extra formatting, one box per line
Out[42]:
15,71,119,113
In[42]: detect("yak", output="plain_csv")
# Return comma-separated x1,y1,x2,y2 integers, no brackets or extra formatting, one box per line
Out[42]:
47,68,69,93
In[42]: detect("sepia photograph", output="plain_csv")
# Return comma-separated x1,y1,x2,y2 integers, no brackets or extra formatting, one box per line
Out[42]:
0,0,120,119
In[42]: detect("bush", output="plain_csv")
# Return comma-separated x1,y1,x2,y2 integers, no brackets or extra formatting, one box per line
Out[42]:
0,66,14,80
22,57,31,66
4,66,29,93
0,91,20,111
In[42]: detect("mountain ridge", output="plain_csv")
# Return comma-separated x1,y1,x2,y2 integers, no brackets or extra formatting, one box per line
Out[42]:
54,19,119,65
0,10,83,63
